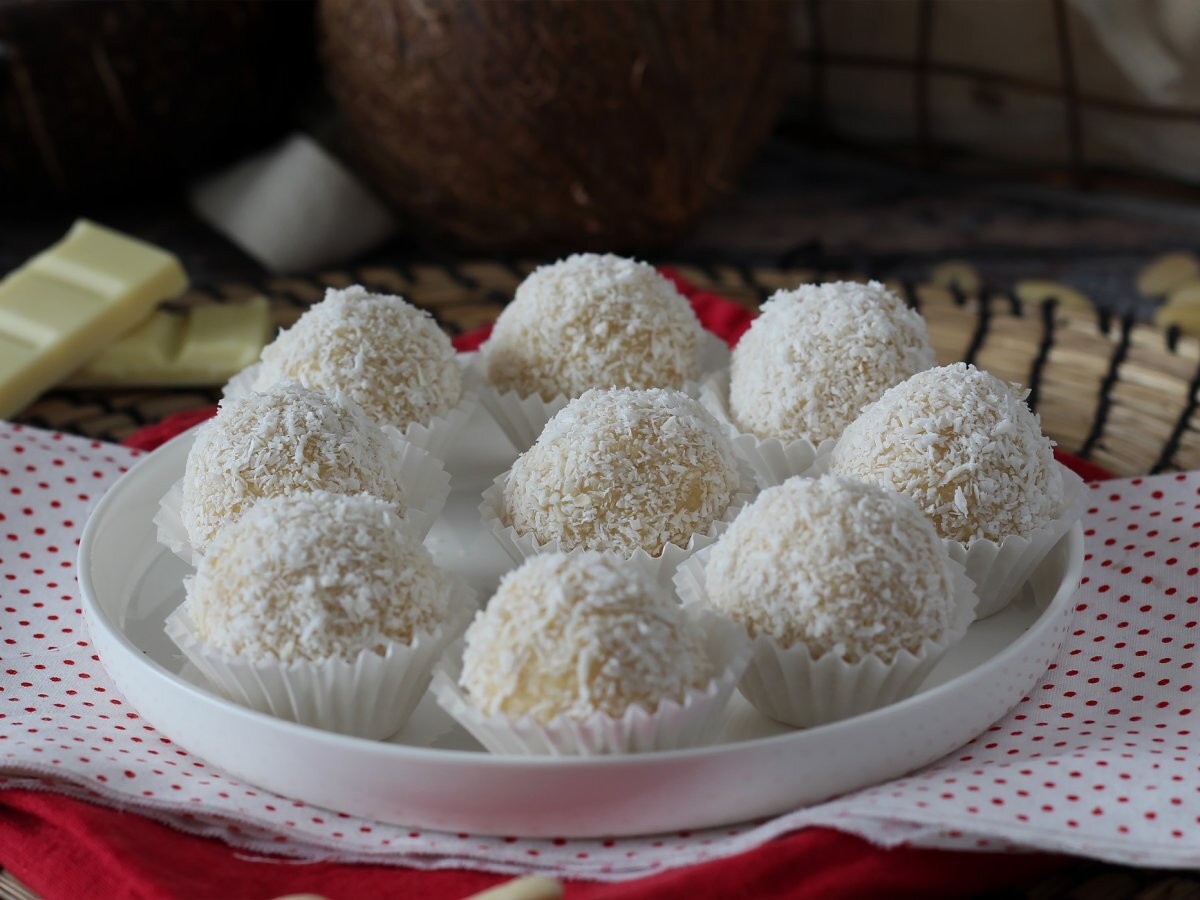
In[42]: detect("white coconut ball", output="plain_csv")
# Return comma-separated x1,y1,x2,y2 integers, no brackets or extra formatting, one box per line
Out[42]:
503,387,742,556
181,383,407,553
459,551,712,722
830,363,1064,543
253,285,462,430
188,491,453,663
486,253,702,400
729,280,934,443
704,475,957,662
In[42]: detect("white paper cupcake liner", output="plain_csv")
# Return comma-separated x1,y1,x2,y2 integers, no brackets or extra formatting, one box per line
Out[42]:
155,432,451,566
945,465,1087,619
478,456,758,588
164,580,476,740
429,606,751,755
699,368,835,488
475,332,731,452
675,545,978,728
154,477,193,563
223,356,480,457
807,457,1087,621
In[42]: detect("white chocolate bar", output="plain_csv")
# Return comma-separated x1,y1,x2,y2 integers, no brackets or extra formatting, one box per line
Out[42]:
0,220,187,418
66,297,272,388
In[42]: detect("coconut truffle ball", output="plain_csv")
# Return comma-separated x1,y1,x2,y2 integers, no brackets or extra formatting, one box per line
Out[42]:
181,383,408,553
729,281,934,443
460,552,712,722
503,387,742,556
252,285,462,430
187,492,453,663
830,363,1064,543
704,476,957,662
486,254,702,401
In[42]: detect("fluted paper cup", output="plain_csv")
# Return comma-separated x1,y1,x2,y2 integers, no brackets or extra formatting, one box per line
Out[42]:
809,459,1085,621
164,579,475,740
429,606,750,755
944,465,1087,619
675,545,978,728
700,368,835,488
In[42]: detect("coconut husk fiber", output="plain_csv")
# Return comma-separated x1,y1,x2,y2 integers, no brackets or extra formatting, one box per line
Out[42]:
318,0,791,252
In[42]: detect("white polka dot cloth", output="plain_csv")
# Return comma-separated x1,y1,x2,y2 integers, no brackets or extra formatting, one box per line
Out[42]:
2,421,1199,880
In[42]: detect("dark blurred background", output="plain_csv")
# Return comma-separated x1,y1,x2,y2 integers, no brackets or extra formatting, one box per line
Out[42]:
5,0,1200,316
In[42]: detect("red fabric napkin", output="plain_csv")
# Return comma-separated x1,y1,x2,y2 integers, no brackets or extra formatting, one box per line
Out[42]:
1,277,1109,899
1,788,1071,900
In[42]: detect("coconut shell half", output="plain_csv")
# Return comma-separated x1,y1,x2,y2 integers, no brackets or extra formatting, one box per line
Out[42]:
319,0,791,252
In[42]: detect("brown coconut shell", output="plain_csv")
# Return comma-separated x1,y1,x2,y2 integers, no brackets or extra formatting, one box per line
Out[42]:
319,0,790,252
0,0,316,202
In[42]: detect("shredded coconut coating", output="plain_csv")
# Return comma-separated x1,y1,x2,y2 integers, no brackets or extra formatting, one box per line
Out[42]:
459,552,712,722
182,383,407,552
729,281,934,443
704,476,956,662
188,491,453,663
486,254,702,401
504,387,741,556
831,363,1065,543
253,285,462,430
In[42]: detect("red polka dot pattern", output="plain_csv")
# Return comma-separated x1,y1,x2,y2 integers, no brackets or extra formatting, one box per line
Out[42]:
2,423,1200,876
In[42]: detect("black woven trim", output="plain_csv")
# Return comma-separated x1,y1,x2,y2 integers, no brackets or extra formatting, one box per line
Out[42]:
776,239,833,271
1166,324,1181,353
1001,288,1021,317
440,261,479,290
1078,314,1134,458
1008,288,1025,318
693,261,722,284
315,271,347,288
174,284,230,306
962,293,992,365
102,393,151,428
387,262,415,284
734,262,772,304
1151,355,1200,473
418,303,461,336
502,260,525,281
260,281,316,310
44,390,152,428
355,279,396,297
1025,299,1058,413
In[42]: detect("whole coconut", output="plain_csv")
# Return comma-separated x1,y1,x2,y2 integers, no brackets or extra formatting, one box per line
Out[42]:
318,0,790,251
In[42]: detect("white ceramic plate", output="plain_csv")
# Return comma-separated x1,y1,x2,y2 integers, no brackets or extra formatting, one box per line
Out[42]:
79,405,1082,838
